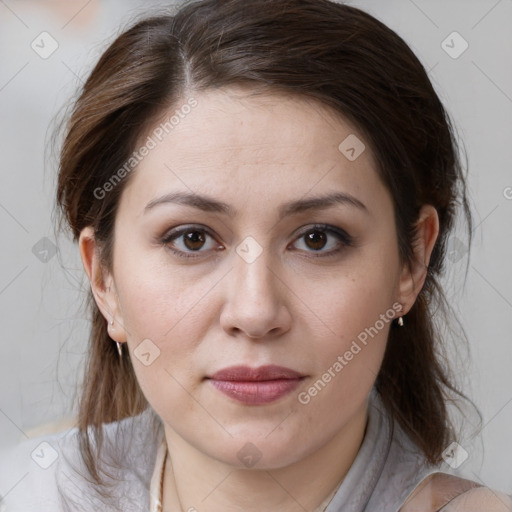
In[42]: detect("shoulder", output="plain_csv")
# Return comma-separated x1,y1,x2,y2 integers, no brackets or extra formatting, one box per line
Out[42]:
0,409,162,512
400,472,512,512
442,487,512,511
363,393,446,511
0,428,73,511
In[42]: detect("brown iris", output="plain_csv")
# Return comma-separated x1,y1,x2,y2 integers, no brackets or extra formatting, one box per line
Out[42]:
183,230,206,250
304,230,327,251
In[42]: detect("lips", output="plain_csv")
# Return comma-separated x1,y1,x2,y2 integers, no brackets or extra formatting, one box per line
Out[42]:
208,365,305,405
210,365,303,381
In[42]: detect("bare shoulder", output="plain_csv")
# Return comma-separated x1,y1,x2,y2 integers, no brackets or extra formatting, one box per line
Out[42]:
399,472,512,512
443,487,512,511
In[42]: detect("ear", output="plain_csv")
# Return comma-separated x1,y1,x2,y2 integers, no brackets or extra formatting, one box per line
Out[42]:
396,204,440,315
79,226,127,343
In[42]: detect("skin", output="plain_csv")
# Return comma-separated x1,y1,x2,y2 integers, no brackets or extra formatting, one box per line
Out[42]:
445,488,512,511
79,85,439,512
401,474,512,511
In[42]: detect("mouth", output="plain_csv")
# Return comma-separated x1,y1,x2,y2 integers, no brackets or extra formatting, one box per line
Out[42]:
206,365,306,405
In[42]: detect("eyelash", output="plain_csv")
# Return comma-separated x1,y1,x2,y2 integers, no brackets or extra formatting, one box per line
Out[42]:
160,223,354,260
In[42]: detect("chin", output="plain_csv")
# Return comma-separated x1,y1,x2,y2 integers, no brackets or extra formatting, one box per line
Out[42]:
204,427,317,470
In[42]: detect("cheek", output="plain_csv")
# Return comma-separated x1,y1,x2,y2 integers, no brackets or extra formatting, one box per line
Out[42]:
115,249,214,343
114,224,399,416
294,257,398,401
113,252,223,403
295,299,393,432
305,254,398,345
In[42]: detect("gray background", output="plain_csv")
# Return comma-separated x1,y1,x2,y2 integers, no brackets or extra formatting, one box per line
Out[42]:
0,0,511,493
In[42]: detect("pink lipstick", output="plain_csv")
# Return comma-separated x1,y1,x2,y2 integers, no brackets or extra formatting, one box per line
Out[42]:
208,365,305,405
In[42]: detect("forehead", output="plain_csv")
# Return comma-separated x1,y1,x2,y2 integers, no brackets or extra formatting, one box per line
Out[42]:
151,87,371,165
120,86,387,217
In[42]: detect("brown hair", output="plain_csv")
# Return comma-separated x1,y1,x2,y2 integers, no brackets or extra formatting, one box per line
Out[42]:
56,0,476,495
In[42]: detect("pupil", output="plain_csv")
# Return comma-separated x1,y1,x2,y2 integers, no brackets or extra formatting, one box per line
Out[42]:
182,230,327,252
306,231,326,250
184,231,205,250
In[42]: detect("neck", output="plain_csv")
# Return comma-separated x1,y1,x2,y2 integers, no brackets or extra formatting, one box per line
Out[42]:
161,403,368,512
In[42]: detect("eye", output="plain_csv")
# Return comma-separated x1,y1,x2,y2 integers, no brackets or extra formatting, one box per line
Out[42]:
160,223,353,260
161,225,223,259
290,224,353,257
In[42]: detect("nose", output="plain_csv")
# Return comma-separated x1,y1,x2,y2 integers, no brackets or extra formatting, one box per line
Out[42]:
219,247,292,340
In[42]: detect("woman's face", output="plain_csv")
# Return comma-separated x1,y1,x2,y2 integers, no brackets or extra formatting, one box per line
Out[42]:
86,86,418,469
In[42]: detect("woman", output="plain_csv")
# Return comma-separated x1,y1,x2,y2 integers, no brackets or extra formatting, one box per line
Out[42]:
0,0,510,510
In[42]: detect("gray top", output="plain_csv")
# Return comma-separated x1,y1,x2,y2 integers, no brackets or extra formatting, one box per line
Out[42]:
0,389,456,512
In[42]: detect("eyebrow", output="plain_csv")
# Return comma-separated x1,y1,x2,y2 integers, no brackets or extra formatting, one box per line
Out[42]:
144,191,368,217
